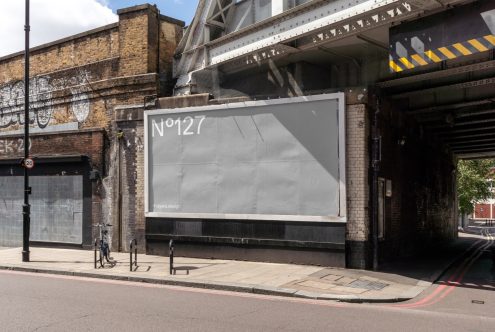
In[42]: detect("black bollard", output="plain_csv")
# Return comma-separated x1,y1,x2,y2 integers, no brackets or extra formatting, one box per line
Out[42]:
94,239,97,269
169,239,174,275
134,239,138,268
130,239,137,271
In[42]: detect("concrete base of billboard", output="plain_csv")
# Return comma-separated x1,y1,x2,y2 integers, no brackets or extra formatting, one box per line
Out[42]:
146,239,345,267
146,218,346,266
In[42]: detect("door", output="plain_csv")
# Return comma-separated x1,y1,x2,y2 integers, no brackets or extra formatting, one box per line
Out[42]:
0,175,83,246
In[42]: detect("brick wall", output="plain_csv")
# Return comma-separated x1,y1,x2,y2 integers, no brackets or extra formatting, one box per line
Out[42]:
113,94,213,253
0,4,184,251
345,104,371,269
377,101,457,261
113,106,146,252
474,203,492,219
0,5,183,136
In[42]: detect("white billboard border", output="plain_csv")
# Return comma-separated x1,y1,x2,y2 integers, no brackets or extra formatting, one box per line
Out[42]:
144,93,346,223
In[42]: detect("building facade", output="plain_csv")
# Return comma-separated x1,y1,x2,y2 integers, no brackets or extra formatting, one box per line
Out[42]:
133,0,492,269
472,168,495,222
3,0,494,270
0,4,183,250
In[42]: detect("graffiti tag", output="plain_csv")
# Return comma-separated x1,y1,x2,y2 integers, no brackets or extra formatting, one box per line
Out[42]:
0,138,32,154
0,70,91,130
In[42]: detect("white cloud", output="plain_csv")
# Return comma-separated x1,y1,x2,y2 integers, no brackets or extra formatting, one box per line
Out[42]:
0,0,118,57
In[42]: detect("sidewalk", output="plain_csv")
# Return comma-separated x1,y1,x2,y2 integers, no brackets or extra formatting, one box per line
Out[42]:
0,233,481,303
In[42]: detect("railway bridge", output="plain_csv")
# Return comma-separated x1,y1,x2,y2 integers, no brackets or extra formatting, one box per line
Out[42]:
144,0,495,269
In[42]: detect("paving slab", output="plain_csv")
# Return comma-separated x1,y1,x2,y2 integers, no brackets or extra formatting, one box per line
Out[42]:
0,233,481,303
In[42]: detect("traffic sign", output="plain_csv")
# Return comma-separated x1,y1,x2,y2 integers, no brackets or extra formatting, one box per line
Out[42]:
24,158,34,169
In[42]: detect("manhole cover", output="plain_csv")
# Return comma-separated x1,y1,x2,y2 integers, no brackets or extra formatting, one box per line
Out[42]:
348,279,389,290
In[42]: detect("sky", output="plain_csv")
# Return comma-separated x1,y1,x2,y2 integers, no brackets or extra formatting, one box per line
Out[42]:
0,0,199,57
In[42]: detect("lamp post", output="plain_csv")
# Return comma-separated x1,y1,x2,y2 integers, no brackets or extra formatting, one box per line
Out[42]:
22,0,31,262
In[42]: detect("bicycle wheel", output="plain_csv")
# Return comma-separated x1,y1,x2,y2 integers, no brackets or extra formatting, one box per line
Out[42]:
104,247,110,263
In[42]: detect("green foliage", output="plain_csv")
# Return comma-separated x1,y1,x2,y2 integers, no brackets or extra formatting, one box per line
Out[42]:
457,159,495,215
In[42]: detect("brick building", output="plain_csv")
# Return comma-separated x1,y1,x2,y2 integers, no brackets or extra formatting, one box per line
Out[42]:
472,168,495,222
0,4,183,250
2,0,493,271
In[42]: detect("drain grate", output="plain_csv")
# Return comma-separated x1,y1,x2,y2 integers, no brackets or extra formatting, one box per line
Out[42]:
348,279,389,290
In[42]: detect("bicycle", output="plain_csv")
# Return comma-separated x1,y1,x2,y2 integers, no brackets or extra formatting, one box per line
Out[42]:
95,223,113,268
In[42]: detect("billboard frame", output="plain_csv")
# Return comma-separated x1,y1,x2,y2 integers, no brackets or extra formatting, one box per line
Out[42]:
144,93,346,223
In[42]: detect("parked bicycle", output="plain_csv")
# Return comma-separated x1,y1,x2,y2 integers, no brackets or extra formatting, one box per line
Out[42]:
95,223,114,268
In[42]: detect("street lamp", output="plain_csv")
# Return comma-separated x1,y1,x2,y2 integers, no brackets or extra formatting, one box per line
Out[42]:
22,0,31,262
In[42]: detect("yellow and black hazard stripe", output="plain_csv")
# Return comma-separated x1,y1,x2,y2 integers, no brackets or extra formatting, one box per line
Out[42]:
389,34,495,73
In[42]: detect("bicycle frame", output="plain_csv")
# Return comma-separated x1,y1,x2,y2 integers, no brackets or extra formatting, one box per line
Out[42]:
96,223,112,268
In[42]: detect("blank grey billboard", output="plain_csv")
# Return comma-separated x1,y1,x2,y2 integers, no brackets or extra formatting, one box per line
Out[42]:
145,94,346,222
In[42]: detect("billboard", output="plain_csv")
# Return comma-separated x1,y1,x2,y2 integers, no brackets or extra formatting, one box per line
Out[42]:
145,94,346,222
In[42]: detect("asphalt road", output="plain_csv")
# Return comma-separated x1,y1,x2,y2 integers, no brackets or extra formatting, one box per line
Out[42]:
0,238,493,332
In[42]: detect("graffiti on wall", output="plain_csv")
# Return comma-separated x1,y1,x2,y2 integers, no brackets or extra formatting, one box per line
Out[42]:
0,138,32,154
0,70,92,130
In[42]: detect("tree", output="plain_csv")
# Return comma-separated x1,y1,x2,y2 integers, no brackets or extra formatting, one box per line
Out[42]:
457,158,495,217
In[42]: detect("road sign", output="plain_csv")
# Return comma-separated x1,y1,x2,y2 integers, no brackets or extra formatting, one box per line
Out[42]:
24,158,34,169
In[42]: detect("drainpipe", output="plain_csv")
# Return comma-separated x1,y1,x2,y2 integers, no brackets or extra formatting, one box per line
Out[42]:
371,98,381,271
117,129,124,252
156,6,160,94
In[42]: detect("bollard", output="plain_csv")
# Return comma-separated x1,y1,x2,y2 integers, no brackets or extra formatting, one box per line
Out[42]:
130,239,138,271
169,239,174,275
134,239,138,268
94,239,98,269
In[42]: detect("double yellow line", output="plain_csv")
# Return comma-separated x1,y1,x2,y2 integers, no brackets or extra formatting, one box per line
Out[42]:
390,34,495,72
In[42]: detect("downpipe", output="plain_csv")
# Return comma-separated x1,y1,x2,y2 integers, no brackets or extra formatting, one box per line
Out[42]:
371,98,381,271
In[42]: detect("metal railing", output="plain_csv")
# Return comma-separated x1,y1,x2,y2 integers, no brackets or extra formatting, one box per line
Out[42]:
130,239,138,271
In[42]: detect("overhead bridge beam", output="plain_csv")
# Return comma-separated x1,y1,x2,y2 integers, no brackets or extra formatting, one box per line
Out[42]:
425,117,495,129
437,126,495,136
449,141,495,149
174,0,468,94
444,136,495,144
452,146,495,154
456,152,495,159
206,0,440,68
408,99,495,115
379,60,495,89
391,77,495,99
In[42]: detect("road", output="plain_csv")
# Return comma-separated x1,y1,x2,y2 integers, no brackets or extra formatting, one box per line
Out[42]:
0,237,493,332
